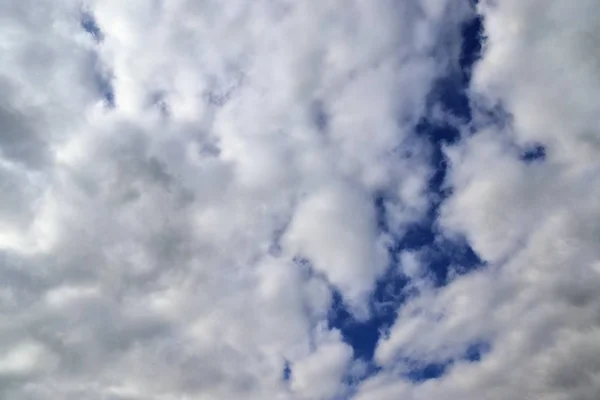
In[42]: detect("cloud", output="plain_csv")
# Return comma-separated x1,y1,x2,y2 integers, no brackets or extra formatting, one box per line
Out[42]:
356,1,600,399
283,182,389,314
290,327,353,400
8,0,597,399
0,0,471,398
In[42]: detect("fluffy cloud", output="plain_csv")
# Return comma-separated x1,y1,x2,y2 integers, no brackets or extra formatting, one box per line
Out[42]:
283,182,388,314
358,1,600,400
0,0,472,399
290,328,353,400
5,0,596,399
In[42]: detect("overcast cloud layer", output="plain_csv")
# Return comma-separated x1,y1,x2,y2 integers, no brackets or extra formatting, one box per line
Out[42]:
1,0,599,399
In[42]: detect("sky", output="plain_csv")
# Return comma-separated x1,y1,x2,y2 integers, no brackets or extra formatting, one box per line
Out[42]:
1,0,600,399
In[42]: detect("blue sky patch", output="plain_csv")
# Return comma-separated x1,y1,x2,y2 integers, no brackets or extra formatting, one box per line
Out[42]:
81,12,103,42
326,6,487,387
521,144,546,163
396,341,491,384
405,361,449,383
283,360,292,382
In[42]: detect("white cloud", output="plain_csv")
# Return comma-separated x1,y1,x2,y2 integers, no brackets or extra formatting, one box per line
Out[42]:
0,341,57,377
291,328,353,400
358,1,600,400
0,0,470,398
283,182,389,314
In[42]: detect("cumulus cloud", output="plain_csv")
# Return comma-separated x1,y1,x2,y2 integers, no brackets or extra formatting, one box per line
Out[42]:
283,182,389,314
357,1,600,400
290,327,353,400
4,0,597,399
0,0,473,398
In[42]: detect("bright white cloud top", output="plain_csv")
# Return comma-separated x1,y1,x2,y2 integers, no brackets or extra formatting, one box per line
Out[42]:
0,0,599,399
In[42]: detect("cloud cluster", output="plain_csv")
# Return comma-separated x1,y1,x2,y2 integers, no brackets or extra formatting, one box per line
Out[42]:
357,1,600,399
0,0,470,398
2,0,598,399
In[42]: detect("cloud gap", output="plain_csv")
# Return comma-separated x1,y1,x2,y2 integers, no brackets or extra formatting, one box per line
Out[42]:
405,360,449,383
459,11,483,86
98,76,115,108
80,11,103,42
520,144,546,163
283,360,292,382
325,9,487,376
399,341,492,384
